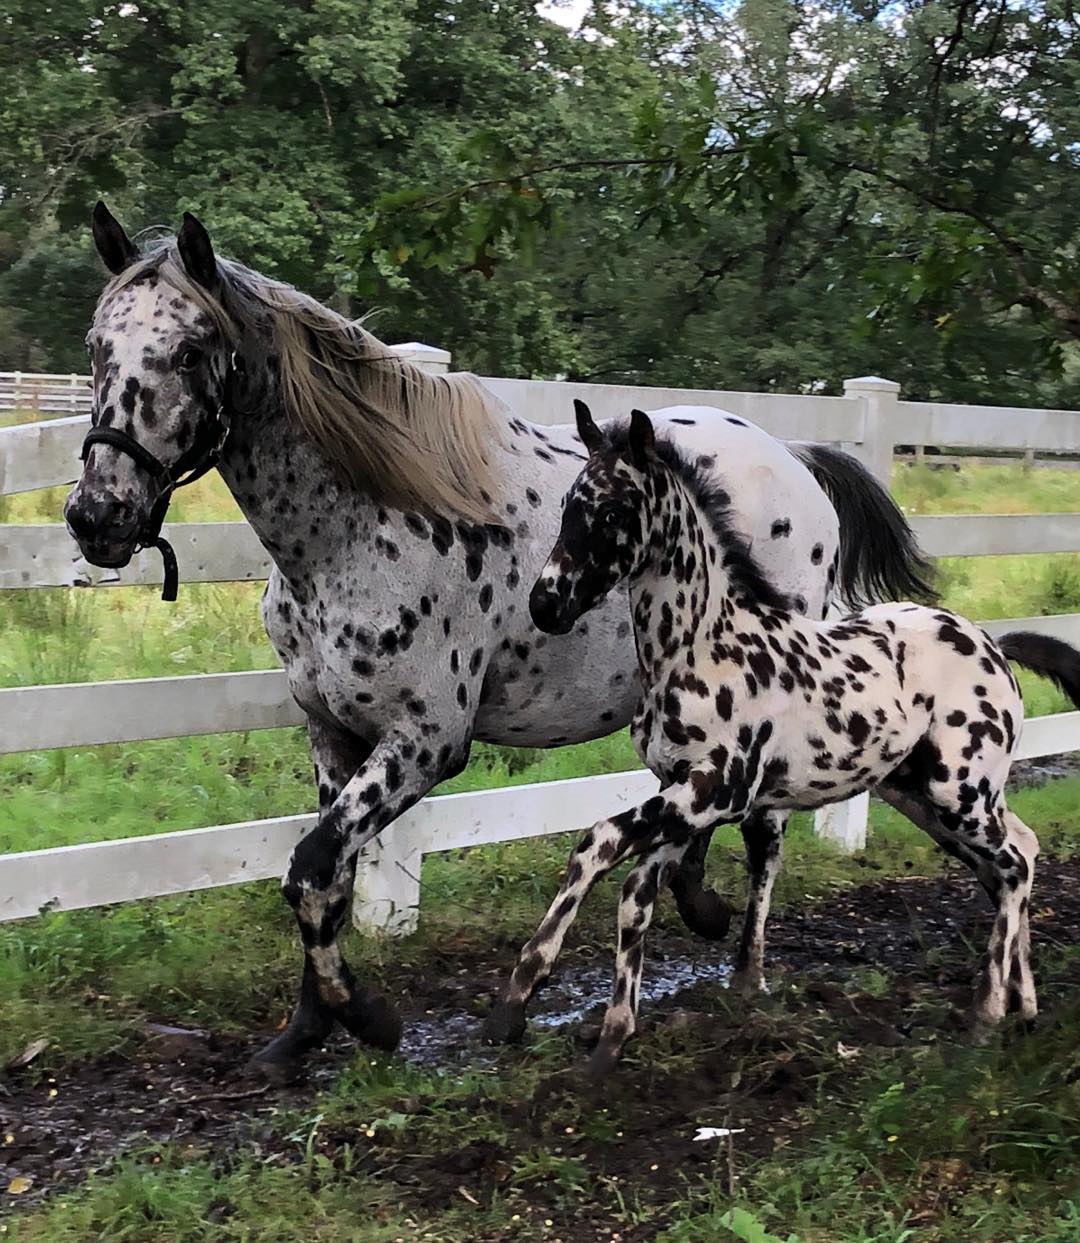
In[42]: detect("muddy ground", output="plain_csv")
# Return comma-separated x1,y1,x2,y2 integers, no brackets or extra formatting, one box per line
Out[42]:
4,851,1079,1225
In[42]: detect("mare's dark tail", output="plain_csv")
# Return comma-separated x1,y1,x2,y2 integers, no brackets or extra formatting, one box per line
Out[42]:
998,632,1080,709
789,442,937,607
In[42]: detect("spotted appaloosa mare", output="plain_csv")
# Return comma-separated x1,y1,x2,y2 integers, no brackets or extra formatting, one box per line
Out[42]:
487,403,1080,1075
65,203,933,1076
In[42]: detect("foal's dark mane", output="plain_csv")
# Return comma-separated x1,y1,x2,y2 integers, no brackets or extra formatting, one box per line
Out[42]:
604,423,794,613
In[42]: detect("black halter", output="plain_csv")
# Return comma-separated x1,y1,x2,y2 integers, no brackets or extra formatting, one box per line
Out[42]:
79,353,241,601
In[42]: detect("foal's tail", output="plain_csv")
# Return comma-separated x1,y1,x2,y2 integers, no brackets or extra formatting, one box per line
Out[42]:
789,442,937,607
998,632,1080,709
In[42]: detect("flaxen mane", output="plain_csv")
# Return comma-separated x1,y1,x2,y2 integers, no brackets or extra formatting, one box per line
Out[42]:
99,243,504,523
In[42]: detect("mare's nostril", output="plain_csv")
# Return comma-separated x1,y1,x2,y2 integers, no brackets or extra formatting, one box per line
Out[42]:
65,495,138,542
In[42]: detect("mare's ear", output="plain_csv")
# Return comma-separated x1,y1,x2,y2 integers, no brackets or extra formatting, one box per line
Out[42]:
628,408,655,469
177,211,218,289
574,399,605,455
91,201,138,276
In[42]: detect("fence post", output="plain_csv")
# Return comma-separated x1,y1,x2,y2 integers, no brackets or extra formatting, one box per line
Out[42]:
353,828,423,935
813,376,901,854
348,340,450,934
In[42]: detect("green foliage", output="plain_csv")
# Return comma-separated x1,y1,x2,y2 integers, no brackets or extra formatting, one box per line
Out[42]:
6,0,1080,401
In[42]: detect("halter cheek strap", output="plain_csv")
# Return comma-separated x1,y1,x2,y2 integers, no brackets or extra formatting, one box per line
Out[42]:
79,354,240,601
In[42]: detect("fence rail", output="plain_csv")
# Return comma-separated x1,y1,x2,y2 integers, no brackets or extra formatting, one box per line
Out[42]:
3,357,1080,928
0,372,93,416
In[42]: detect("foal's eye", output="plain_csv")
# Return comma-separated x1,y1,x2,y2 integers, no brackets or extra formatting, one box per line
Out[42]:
178,346,203,372
601,507,620,529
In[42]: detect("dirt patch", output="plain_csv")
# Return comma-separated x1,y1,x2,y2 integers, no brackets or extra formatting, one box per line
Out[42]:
3,858,1080,1223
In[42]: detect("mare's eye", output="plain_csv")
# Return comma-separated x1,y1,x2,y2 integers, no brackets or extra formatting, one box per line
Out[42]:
178,346,203,372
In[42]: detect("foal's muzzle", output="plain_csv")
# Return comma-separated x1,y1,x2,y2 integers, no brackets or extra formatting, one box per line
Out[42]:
529,577,575,635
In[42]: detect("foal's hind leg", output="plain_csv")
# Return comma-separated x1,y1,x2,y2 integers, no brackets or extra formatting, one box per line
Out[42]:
731,811,787,993
981,808,1038,1024
878,779,1039,1027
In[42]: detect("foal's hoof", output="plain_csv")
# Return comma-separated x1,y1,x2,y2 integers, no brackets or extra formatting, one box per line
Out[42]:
674,886,733,943
338,987,403,1052
482,1000,527,1045
584,1040,624,1081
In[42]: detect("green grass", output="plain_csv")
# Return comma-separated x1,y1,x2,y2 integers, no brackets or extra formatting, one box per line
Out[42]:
4,456,1080,1239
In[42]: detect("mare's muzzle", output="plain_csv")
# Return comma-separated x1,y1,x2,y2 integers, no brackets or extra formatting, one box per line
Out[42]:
66,354,239,600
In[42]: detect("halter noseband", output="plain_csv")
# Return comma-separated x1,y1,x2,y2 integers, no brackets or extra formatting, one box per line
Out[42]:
79,353,241,601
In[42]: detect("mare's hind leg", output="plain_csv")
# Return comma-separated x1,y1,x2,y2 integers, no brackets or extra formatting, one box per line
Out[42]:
669,830,734,941
590,838,691,1077
254,723,468,1074
877,779,1038,1027
731,811,787,993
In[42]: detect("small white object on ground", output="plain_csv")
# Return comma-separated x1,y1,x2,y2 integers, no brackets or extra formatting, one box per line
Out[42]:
692,1126,746,1142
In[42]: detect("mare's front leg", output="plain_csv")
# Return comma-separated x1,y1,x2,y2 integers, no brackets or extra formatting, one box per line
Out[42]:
253,723,468,1074
669,830,734,941
254,719,372,1066
483,777,737,1045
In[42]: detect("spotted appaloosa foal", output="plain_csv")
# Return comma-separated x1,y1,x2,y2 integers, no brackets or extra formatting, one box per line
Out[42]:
486,403,1080,1074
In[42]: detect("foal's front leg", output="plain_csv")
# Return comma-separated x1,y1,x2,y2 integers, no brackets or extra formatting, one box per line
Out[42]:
483,779,732,1045
731,810,787,993
589,837,692,1076
253,724,467,1074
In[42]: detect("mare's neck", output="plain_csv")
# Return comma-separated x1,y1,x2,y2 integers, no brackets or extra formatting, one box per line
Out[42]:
216,365,365,592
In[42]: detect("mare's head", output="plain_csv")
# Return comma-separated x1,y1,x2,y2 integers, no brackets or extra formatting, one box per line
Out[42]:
529,401,656,634
64,203,236,567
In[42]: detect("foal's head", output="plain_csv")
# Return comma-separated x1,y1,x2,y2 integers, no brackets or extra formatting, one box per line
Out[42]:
65,203,236,568
529,401,657,635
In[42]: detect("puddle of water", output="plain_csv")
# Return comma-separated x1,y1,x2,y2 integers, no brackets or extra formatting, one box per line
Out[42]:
398,952,732,1067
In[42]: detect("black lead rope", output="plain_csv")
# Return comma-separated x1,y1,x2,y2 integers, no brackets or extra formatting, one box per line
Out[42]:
79,358,238,601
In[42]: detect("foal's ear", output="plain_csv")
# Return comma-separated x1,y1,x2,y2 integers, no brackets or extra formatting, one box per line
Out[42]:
91,201,138,276
177,211,218,289
574,399,605,456
629,408,655,468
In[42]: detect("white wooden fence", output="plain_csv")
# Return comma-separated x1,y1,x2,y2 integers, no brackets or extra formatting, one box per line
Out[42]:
1,372,94,416
3,355,1080,933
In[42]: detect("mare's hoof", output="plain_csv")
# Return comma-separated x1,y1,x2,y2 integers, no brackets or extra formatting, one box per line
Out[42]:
674,886,733,942
482,1000,527,1045
246,1051,307,1085
338,987,402,1051
249,1003,335,1076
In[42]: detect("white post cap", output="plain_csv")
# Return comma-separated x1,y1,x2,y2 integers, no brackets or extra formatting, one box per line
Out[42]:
391,342,452,373
843,376,900,394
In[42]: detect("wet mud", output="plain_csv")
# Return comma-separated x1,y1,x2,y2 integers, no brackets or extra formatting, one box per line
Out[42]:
3,855,1079,1218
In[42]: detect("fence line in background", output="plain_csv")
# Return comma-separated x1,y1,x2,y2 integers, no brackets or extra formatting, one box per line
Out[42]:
3,354,1080,926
